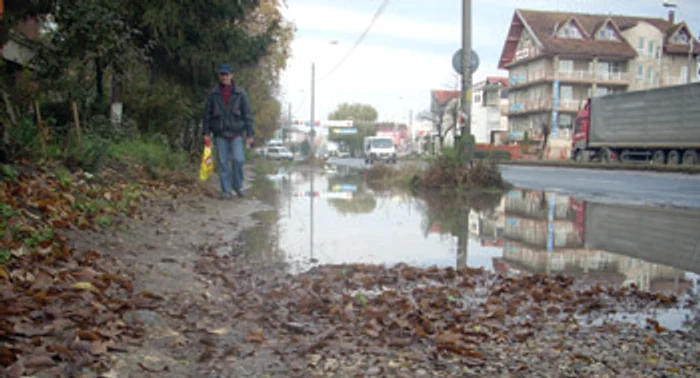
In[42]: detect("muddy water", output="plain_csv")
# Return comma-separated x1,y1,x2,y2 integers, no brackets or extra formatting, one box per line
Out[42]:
249,166,700,331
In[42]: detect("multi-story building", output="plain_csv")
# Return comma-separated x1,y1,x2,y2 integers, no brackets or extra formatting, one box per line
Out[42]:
471,77,509,144
498,9,700,143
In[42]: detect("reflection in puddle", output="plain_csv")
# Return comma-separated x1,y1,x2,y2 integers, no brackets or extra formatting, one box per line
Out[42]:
259,167,700,331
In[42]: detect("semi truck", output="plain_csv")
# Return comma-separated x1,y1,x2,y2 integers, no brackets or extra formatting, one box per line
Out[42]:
571,82,700,165
571,200,700,274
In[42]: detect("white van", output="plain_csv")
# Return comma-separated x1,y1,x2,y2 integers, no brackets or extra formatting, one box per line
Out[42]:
363,136,397,164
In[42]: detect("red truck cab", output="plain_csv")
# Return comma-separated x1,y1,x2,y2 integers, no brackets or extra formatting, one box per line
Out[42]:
571,99,591,161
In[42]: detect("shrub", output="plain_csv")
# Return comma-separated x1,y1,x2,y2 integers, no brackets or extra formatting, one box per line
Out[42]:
414,147,509,190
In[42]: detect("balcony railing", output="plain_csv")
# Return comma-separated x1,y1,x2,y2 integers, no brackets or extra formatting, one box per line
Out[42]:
558,99,585,111
595,72,630,82
510,70,632,87
509,98,587,114
558,70,594,81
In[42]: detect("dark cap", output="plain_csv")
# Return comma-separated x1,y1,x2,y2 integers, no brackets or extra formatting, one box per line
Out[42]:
218,64,232,74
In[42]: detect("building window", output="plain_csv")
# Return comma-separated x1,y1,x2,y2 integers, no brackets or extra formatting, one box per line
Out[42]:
560,85,573,101
559,59,574,73
598,61,621,79
648,41,654,59
485,91,499,106
559,114,573,130
648,69,655,86
671,29,690,44
597,23,618,41
558,22,583,39
637,64,644,81
637,37,645,53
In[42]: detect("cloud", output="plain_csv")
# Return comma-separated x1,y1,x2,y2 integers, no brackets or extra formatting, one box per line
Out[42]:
282,36,463,121
283,3,460,43
281,0,700,122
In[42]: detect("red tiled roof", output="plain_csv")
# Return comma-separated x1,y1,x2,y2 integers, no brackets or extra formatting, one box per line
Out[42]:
486,76,509,87
430,90,459,106
498,9,700,69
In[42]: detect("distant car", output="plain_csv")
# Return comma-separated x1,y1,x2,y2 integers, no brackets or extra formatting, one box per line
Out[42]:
337,151,351,158
266,146,294,161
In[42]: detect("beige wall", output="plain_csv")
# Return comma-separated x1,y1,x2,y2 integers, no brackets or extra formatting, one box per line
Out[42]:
509,57,553,83
622,21,665,90
662,54,698,85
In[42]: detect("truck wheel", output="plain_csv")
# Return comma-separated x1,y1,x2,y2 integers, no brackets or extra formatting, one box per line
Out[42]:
574,150,588,163
667,150,680,165
601,148,614,164
619,150,632,163
651,150,665,165
682,150,698,165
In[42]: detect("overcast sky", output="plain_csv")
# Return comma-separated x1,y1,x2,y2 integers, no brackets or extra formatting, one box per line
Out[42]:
279,0,700,123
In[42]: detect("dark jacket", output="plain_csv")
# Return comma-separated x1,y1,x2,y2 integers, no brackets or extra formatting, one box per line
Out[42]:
202,85,255,138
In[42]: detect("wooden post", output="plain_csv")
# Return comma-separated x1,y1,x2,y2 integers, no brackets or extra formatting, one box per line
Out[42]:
34,100,46,157
71,102,81,144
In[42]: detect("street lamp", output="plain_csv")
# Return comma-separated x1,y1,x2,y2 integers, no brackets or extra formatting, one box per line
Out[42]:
308,40,342,160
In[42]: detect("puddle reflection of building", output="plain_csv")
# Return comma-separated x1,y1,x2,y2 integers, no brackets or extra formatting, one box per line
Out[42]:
491,189,700,293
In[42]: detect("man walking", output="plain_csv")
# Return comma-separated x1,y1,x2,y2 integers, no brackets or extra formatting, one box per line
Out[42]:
203,64,255,199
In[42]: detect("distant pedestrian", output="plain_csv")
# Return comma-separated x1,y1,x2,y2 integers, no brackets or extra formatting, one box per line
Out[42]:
202,64,255,199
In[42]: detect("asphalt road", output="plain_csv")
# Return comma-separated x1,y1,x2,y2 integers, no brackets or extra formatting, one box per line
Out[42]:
499,165,700,209
328,158,700,208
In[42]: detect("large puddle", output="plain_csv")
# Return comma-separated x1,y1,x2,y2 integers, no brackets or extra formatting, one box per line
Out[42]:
248,166,700,331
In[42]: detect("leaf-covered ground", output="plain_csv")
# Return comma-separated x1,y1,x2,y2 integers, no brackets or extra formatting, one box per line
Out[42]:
0,162,200,377
2,163,699,377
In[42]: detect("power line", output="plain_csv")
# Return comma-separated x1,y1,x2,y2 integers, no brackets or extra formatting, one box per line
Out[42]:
292,92,308,120
319,0,391,81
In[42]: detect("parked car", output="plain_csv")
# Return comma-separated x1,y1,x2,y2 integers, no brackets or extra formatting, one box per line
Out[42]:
266,146,294,161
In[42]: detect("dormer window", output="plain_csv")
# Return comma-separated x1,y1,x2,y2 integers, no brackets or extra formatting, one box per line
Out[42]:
558,21,583,39
671,28,690,44
596,23,619,41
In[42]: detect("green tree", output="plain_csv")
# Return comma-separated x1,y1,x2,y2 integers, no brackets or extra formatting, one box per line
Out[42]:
327,103,378,154
328,102,378,122
31,0,141,105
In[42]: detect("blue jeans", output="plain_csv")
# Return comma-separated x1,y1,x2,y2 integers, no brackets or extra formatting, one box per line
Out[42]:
214,136,244,194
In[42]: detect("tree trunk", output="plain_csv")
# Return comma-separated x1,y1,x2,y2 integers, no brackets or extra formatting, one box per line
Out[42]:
95,57,104,104
110,67,123,126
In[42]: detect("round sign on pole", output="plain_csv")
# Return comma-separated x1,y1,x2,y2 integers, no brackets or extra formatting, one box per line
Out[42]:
452,48,479,75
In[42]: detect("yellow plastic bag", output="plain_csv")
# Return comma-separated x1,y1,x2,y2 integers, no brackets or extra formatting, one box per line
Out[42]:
199,139,214,181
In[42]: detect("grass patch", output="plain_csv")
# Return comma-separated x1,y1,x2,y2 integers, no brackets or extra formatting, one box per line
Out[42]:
0,164,19,182
109,137,190,171
95,215,114,228
418,157,510,190
363,164,421,187
364,148,510,192
251,210,279,225
0,249,10,265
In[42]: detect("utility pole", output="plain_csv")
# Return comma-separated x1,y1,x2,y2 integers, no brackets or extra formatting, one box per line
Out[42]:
460,0,473,160
310,63,316,159
409,107,414,150
286,102,291,144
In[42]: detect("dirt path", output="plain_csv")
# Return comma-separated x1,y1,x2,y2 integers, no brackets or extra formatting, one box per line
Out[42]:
54,166,700,378
64,168,289,377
